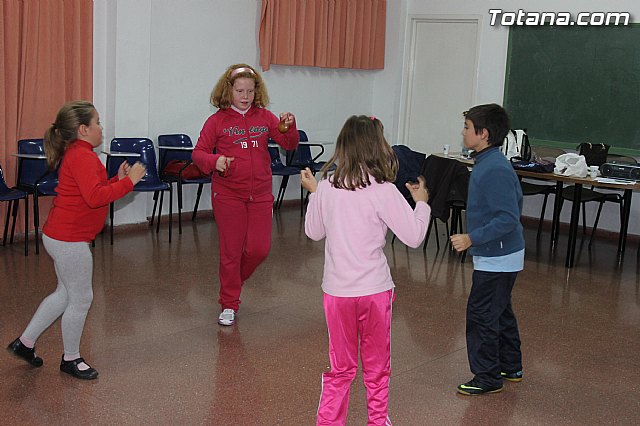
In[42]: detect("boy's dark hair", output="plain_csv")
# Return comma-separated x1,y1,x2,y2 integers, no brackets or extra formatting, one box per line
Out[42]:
463,103,510,146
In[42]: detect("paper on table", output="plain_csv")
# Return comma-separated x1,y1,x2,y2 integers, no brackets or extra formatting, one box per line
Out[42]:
595,177,637,185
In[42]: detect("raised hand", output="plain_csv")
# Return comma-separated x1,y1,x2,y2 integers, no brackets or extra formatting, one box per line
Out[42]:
405,175,429,204
127,162,147,185
300,168,317,193
117,161,130,180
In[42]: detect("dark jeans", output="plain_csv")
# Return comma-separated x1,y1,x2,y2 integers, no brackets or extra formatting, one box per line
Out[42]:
466,270,522,388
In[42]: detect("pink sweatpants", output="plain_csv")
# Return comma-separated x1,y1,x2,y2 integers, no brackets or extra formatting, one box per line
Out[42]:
212,192,273,311
317,289,394,426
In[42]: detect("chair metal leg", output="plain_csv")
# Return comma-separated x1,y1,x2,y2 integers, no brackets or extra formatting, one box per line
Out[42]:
110,202,114,245
177,181,183,234
33,192,40,254
10,198,20,244
581,202,587,234
422,219,431,251
537,193,550,240
10,199,18,244
23,196,28,256
150,191,159,227
275,176,290,209
169,189,173,243
156,190,164,233
193,183,204,221
423,217,440,251
17,196,29,255
3,202,11,246
588,200,605,248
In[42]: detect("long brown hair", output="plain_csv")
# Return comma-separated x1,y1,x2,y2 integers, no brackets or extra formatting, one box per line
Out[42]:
44,100,96,170
210,63,269,109
321,115,398,190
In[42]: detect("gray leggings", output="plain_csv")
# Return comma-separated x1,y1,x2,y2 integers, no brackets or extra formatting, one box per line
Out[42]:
22,234,93,358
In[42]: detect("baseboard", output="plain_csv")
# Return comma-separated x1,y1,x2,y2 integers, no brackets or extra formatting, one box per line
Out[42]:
4,209,637,244
520,215,640,244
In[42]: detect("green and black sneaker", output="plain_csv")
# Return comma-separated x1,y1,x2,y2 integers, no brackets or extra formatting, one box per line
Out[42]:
501,370,524,382
457,379,503,396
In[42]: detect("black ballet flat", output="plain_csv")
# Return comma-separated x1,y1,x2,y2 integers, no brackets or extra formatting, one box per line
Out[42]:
7,338,43,367
60,357,98,380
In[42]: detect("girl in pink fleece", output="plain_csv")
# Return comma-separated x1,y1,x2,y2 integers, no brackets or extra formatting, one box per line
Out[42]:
301,116,431,426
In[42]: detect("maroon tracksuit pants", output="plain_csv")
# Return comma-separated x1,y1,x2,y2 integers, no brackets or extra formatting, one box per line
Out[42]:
212,192,273,311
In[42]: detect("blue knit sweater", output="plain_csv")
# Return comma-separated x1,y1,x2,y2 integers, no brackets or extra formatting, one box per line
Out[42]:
467,146,524,257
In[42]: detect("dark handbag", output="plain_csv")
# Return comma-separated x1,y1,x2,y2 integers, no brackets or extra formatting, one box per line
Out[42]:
511,158,555,173
163,160,209,179
577,142,610,166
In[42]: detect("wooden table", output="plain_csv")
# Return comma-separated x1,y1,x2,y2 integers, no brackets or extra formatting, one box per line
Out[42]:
432,153,640,267
515,169,640,267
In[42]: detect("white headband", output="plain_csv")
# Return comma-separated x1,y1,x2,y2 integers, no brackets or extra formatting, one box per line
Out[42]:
229,67,256,78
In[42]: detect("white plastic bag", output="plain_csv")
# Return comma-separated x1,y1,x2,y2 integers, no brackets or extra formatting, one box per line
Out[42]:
554,153,588,177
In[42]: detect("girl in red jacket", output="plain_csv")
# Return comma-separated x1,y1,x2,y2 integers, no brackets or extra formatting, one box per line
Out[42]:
193,63,299,326
7,101,146,379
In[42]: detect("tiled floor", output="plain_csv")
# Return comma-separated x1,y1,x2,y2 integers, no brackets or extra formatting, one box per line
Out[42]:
1,205,639,425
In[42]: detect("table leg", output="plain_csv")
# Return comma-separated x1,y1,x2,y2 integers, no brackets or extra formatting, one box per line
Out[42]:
566,183,582,268
617,189,632,254
551,181,563,246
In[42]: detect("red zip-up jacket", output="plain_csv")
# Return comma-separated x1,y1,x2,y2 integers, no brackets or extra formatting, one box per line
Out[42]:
43,140,134,242
192,107,299,199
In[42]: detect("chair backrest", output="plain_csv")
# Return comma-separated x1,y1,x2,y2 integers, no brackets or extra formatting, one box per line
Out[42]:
421,154,470,221
17,139,58,192
268,145,284,169
0,164,10,194
392,145,426,201
287,130,310,167
157,134,194,170
110,138,161,184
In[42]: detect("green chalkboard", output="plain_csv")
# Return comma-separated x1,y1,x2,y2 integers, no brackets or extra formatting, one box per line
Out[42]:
504,25,640,154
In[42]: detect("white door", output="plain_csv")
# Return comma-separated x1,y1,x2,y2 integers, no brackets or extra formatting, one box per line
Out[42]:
401,17,480,155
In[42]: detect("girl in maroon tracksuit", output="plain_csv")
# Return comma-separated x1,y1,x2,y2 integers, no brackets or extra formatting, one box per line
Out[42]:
192,63,299,326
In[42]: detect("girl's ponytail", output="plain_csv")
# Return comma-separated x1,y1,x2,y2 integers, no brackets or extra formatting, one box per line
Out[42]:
44,101,95,170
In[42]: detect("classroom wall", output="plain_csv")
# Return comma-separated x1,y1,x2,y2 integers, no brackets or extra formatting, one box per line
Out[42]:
93,0,379,225
373,0,640,236
94,0,640,236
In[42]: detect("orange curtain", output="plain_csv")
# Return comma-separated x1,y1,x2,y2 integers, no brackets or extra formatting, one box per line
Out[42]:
259,0,386,71
0,0,93,236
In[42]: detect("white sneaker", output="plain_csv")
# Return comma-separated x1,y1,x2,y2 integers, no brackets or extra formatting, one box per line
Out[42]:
218,309,235,326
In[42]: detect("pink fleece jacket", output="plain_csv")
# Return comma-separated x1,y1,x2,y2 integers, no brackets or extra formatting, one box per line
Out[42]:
305,178,431,297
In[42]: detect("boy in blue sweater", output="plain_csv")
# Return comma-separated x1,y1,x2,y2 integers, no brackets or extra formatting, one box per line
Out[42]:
450,104,524,395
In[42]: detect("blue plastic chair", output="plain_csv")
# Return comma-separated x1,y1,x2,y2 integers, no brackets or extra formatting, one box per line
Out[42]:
15,139,58,254
286,130,335,213
106,138,172,244
287,130,335,174
157,134,211,234
1,163,28,255
269,145,300,209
